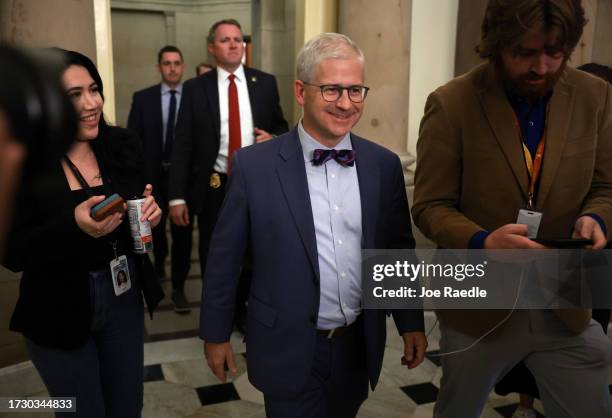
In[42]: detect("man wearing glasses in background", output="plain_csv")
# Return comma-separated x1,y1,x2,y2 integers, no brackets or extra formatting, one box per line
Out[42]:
200,32,427,417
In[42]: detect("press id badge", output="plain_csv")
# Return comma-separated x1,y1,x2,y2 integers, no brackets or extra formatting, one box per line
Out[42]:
517,209,542,239
110,255,131,296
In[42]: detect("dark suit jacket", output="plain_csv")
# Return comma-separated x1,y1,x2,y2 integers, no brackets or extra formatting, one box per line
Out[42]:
200,129,424,398
412,63,612,336
127,83,175,204
3,126,164,349
169,67,288,213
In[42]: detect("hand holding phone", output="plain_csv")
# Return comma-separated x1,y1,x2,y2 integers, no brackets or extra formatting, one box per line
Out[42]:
90,193,125,221
533,238,594,248
75,195,124,239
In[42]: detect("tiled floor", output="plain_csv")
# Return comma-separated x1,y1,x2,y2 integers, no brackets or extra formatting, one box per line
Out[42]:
2,230,611,417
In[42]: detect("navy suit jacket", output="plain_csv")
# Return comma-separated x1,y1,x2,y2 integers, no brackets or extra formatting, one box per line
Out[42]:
127,84,170,203
200,129,424,397
169,67,288,213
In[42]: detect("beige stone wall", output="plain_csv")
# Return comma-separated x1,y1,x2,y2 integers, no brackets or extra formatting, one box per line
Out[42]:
408,0,459,161
111,9,169,127
0,0,97,61
338,0,411,155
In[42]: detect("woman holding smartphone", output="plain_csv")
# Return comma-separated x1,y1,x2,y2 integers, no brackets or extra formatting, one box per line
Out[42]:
3,49,163,418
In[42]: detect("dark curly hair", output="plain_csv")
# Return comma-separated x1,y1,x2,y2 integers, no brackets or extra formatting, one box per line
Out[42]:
477,0,586,60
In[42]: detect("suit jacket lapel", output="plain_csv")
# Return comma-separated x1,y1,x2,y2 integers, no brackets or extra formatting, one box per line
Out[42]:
478,65,529,201
245,67,261,128
537,75,574,209
153,85,163,151
204,70,221,140
352,135,379,249
276,130,320,280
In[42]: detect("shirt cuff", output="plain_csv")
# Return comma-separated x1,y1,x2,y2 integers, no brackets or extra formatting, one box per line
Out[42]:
168,199,186,207
583,213,607,237
469,231,490,249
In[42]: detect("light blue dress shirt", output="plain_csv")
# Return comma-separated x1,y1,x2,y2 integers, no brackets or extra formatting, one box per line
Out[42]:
298,122,363,330
161,83,183,146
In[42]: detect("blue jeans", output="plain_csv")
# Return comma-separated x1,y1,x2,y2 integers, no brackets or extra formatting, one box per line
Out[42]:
26,259,144,418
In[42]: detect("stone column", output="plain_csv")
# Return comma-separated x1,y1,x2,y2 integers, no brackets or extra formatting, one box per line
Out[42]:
338,0,412,161
407,0,459,168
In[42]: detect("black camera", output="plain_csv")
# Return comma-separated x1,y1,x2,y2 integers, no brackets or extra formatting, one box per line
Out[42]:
0,45,77,168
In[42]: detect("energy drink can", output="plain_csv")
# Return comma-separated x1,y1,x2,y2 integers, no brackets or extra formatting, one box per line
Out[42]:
127,197,153,254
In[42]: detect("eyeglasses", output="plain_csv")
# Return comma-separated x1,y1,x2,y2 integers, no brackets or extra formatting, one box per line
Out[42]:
302,82,370,103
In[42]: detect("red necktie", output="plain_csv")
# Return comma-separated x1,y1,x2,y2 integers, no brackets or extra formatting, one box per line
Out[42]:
227,73,241,173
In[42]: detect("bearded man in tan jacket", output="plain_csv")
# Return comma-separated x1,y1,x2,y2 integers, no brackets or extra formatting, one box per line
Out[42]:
412,1,612,417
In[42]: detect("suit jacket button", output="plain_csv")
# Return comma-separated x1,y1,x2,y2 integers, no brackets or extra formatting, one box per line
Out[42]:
309,315,316,324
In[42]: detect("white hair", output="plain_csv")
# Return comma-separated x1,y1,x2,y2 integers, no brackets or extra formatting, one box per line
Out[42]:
296,32,365,83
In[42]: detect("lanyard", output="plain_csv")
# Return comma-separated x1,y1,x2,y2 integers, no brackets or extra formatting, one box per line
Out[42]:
63,155,112,197
512,107,548,210
64,154,118,250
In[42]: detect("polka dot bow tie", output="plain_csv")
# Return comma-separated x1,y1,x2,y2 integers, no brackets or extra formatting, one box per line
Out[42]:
312,149,356,167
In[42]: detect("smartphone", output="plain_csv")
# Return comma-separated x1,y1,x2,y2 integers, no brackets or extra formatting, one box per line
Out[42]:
90,193,126,221
533,238,594,248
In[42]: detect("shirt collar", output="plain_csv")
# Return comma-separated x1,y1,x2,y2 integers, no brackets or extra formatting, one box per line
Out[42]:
506,89,552,109
297,120,352,163
217,64,246,83
161,83,183,95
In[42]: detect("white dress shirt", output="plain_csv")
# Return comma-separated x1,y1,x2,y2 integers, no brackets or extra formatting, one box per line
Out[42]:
298,121,363,329
214,65,254,173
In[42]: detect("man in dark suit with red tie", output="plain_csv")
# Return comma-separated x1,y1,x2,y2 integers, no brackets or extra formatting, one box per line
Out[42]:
169,19,288,328
128,45,194,313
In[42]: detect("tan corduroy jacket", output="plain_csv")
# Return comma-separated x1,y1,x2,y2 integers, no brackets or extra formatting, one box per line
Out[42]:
412,62,612,337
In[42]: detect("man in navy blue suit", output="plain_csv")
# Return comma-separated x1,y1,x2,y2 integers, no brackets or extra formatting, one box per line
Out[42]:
128,46,193,313
200,33,427,417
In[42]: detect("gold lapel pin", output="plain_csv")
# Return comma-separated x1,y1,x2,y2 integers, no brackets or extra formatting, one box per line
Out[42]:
251,76,257,82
